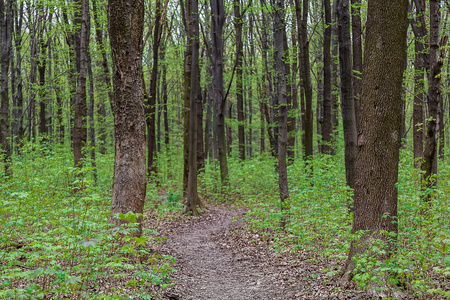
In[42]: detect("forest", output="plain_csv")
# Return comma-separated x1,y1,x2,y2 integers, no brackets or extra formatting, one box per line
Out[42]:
0,0,450,298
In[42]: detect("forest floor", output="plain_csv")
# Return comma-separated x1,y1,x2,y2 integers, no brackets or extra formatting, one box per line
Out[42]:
147,205,374,300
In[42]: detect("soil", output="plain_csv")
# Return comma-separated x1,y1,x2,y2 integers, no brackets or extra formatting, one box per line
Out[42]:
152,206,371,300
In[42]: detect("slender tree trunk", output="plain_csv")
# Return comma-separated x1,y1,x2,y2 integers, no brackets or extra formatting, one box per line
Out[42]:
147,0,162,176
92,0,112,154
422,0,444,199
337,0,357,191
108,0,147,237
0,0,12,175
38,31,47,139
87,44,97,182
211,0,229,186
288,30,298,161
197,78,205,172
234,0,245,160
185,0,205,214
351,0,362,125
73,0,88,168
294,0,313,159
182,0,192,195
274,0,289,228
12,0,23,149
342,0,408,279
331,0,339,138
322,0,332,154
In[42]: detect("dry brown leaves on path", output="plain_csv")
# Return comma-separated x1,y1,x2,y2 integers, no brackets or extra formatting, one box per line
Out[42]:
147,205,383,300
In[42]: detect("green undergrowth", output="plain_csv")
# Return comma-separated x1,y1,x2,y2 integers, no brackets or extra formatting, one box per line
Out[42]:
0,142,176,299
198,150,450,298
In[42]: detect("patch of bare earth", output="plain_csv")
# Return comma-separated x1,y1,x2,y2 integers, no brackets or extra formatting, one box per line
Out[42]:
150,206,374,300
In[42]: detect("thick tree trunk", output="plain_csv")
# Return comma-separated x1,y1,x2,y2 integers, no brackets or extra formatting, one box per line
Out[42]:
0,0,12,175
337,0,357,190
73,0,88,168
342,0,408,279
211,0,229,186
422,0,444,198
322,0,332,154
108,0,147,236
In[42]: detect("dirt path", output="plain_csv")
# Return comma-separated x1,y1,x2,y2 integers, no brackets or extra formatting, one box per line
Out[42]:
159,208,300,299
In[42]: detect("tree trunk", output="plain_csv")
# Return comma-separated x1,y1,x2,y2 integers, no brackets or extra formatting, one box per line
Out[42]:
38,32,47,140
73,0,88,168
185,0,205,215
322,0,332,154
234,0,245,160
211,0,229,186
294,0,313,159
351,0,362,125
342,0,408,279
12,0,23,149
0,0,12,175
147,0,162,176
92,0,112,154
337,0,357,190
422,0,444,199
182,0,192,195
108,0,147,237
274,0,289,228
288,29,298,161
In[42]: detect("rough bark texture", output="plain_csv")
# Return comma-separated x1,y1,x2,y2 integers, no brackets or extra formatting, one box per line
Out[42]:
322,0,332,154
0,0,12,175
337,0,357,190
422,0,443,195
342,0,408,278
211,0,229,186
73,0,88,168
108,0,147,236
274,0,289,228
287,31,297,162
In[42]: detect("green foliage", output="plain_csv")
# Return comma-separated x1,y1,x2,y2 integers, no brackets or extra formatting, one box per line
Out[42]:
0,142,176,299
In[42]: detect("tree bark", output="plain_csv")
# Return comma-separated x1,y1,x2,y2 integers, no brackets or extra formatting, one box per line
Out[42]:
211,0,229,186
342,0,408,279
12,0,24,149
294,0,313,159
234,0,245,160
108,0,147,236
351,0,362,125
73,0,88,168
322,0,332,154
0,0,12,175
185,0,205,215
422,0,444,199
337,0,357,190
274,0,289,228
